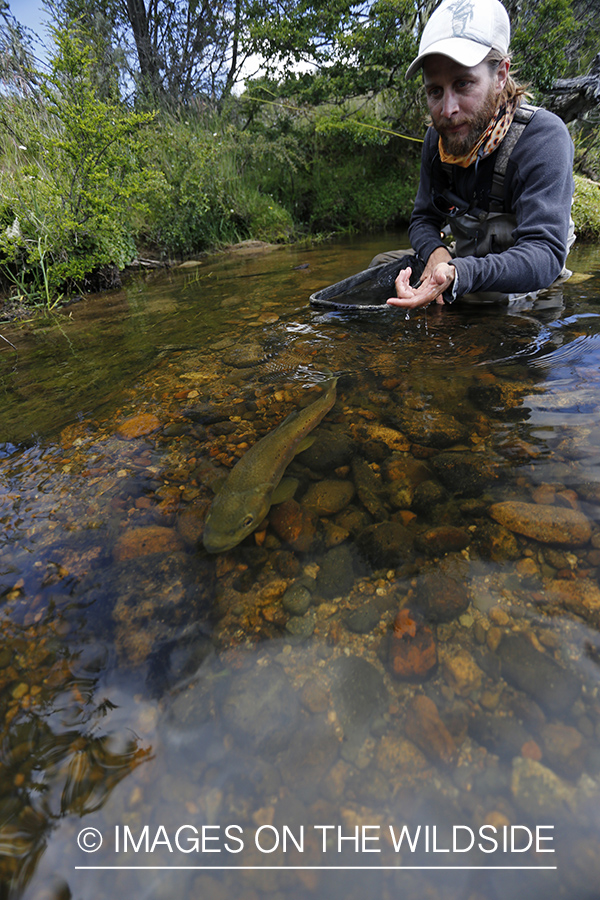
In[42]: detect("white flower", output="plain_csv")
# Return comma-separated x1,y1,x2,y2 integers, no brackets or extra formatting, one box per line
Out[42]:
5,218,21,240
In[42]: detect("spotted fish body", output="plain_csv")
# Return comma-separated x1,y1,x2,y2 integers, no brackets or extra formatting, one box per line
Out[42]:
203,378,338,553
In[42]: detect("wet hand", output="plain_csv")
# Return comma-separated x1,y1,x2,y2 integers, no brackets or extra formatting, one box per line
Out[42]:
386,263,455,309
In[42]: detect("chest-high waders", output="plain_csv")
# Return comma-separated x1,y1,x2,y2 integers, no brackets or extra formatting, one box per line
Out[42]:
441,103,575,304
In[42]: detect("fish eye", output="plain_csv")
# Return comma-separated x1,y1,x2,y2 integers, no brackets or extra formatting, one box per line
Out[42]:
243,514,254,528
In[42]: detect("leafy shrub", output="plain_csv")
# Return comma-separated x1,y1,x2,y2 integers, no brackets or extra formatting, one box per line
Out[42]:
572,175,600,240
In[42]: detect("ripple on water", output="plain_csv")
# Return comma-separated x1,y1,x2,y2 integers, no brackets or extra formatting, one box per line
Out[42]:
1,242,600,899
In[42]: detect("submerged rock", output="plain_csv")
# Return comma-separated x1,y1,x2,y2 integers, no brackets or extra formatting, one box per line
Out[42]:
414,569,470,623
116,412,162,440
356,522,413,569
511,756,573,816
295,429,355,471
316,544,355,599
471,521,521,561
329,656,388,748
389,406,469,449
113,525,185,562
544,578,600,627
222,342,267,367
411,479,447,513
442,648,483,696
221,665,300,754
431,451,503,496
344,602,380,634
301,479,355,516
415,525,470,556
468,712,533,760
541,722,587,778
498,633,581,716
489,501,592,546
389,608,437,680
282,582,312,617
404,694,456,765
269,499,318,552
352,456,388,519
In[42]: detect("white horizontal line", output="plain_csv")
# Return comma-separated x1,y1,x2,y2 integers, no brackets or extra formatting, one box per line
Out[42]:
75,865,558,871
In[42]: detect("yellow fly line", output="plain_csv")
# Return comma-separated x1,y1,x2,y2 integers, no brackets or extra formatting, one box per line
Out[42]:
245,91,424,144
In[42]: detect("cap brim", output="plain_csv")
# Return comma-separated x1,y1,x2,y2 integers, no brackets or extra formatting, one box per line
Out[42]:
406,37,491,79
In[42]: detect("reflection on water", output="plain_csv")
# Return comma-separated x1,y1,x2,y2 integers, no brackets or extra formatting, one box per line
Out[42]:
1,236,600,899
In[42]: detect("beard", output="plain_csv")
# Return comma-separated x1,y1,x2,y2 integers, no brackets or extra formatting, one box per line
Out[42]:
435,86,500,157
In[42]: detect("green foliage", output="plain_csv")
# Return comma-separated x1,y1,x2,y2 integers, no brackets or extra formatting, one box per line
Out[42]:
511,0,579,93
572,175,600,240
0,22,156,304
138,116,295,255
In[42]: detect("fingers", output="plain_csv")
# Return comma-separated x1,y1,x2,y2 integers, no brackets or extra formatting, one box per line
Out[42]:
394,267,413,298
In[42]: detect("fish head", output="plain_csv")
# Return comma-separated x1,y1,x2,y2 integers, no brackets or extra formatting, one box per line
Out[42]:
202,483,272,553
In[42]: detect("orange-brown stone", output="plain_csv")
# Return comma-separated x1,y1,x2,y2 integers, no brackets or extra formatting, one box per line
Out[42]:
405,694,456,765
116,413,162,440
113,526,184,561
390,609,437,680
269,499,318,552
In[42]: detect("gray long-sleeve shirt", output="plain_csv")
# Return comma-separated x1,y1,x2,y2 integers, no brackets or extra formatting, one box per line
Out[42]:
408,107,575,297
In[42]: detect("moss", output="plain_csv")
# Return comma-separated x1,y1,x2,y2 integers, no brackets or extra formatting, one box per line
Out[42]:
572,174,600,240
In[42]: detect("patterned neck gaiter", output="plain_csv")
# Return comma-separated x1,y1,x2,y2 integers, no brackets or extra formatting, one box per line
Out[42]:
438,97,518,168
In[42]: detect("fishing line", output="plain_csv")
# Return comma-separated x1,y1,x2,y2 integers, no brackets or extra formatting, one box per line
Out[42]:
245,89,424,145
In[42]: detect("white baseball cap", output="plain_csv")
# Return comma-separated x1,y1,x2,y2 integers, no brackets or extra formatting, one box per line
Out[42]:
406,0,510,79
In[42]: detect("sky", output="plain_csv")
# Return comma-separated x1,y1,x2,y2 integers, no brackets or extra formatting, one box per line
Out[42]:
10,0,51,63
11,0,48,33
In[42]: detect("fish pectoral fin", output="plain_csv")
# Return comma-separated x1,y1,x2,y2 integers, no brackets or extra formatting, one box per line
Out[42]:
295,435,316,455
271,477,299,505
567,272,593,284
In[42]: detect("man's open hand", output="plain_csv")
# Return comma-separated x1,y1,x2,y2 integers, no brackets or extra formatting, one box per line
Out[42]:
387,262,455,309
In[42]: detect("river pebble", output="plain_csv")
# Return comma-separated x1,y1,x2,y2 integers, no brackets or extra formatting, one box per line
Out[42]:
113,525,185,561
301,479,355,515
389,608,437,679
269,499,319,552
489,501,592,546
221,665,300,753
116,412,162,440
498,633,581,716
389,405,469,448
441,648,483,697
344,602,380,634
281,582,312,617
511,756,573,816
404,694,456,765
541,722,587,777
544,578,600,627
316,544,355,599
414,569,470,622
415,525,470,555
356,522,413,569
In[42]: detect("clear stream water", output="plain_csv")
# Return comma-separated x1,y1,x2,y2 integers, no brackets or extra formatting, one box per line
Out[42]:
1,233,600,900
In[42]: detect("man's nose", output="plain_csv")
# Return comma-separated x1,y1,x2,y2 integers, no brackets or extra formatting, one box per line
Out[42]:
442,90,459,118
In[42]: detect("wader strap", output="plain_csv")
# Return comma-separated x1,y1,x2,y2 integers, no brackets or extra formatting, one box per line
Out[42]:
488,103,538,212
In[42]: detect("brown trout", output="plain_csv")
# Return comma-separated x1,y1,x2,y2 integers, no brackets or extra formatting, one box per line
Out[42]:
203,377,338,553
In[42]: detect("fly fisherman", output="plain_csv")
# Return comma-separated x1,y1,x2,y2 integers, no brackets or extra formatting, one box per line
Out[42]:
380,0,575,309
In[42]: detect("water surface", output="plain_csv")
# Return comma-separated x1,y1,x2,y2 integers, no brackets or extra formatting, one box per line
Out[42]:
1,235,600,900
